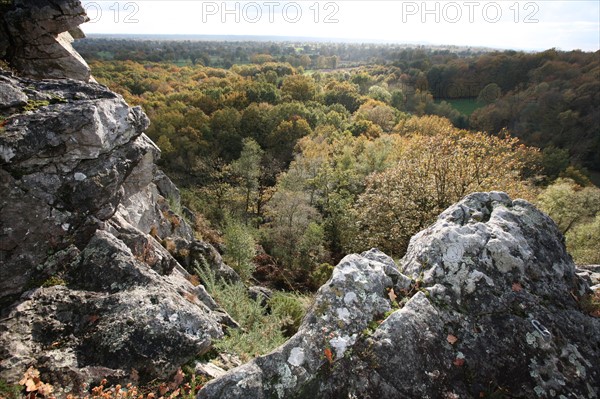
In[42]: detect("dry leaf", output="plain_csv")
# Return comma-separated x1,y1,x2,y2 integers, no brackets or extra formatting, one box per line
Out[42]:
159,383,169,396
37,382,54,396
324,347,334,364
24,379,37,392
170,368,184,389
388,288,397,302
131,368,139,382
446,334,458,345
512,282,523,292
453,357,465,367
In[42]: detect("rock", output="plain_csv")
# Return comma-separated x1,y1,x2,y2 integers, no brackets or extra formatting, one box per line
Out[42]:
0,78,28,109
1,0,92,81
0,72,234,392
248,286,273,307
577,265,600,286
198,192,600,399
195,362,227,380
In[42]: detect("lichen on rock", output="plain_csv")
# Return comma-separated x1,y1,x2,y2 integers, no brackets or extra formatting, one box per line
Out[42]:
198,193,600,398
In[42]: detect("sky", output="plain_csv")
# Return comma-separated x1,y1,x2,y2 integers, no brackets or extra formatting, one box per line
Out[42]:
80,1,600,51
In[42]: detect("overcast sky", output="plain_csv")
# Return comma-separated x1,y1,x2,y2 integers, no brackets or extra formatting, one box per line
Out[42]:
80,1,600,51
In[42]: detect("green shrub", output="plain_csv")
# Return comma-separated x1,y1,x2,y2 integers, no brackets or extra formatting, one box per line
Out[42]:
222,219,256,281
268,291,309,336
566,215,600,264
194,262,311,361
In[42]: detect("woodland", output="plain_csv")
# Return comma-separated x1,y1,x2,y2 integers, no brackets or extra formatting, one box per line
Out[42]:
74,39,600,294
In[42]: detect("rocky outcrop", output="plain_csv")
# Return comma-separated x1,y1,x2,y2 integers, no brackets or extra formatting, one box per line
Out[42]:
198,192,600,398
0,0,92,81
0,71,235,392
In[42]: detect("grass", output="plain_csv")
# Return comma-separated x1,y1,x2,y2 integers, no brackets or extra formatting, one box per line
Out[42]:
437,98,481,116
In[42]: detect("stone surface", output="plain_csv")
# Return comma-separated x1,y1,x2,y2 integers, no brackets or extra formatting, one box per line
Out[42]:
198,193,600,399
0,71,234,393
0,0,91,81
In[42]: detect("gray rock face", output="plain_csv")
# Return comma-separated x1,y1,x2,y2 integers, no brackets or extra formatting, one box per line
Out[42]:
0,71,232,392
198,192,600,399
0,0,91,81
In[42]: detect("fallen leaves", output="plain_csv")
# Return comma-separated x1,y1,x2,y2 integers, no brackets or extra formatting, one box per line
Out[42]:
324,347,334,365
388,288,397,302
18,367,54,397
446,334,458,345
511,282,523,292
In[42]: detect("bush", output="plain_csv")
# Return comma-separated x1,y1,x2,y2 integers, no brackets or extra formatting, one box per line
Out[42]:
566,215,600,264
268,291,310,336
194,262,311,362
222,220,256,281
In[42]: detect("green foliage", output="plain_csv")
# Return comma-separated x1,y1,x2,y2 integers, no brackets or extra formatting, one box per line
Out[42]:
222,219,256,281
541,146,570,181
86,47,592,290
537,178,600,234
310,263,334,288
268,291,309,335
23,100,50,112
537,178,600,264
41,276,67,288
0,379,20,399
566,215,600,264
195,263,310,362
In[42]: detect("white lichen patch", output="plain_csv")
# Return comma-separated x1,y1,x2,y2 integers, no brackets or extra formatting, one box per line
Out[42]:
74,172,87,181
336,307,351,323
0,145,16,162
330,334,355,359
287,347,305,367
344,292,357,305
274,364,296,399
526,332,538,347
464,270,494,294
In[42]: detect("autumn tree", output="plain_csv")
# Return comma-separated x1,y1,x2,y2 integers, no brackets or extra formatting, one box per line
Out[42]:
351,130,537,256
281,74,317,102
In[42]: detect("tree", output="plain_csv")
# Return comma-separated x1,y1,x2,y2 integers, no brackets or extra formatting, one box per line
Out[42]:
566,215,600,264
281,74,317,102
354,99,398,132
223,219,257,281
537,178,600,234
351,130,537,256
231,138,264,220
477,83,502,104
368,85,392,104
323,81,363,113
263,188,324,273
268,117,313,165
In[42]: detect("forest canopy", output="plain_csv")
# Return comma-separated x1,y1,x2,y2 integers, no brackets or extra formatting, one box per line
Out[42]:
83,39,599,289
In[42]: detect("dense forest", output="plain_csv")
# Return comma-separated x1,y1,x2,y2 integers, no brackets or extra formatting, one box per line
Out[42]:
78,38,600,291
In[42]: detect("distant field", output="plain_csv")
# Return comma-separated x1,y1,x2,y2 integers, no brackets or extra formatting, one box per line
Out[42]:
437,98,481,116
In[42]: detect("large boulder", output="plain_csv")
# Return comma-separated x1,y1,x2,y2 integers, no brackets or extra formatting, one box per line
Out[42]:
198,192,600,398
0,0,91,81
0,71,233,393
